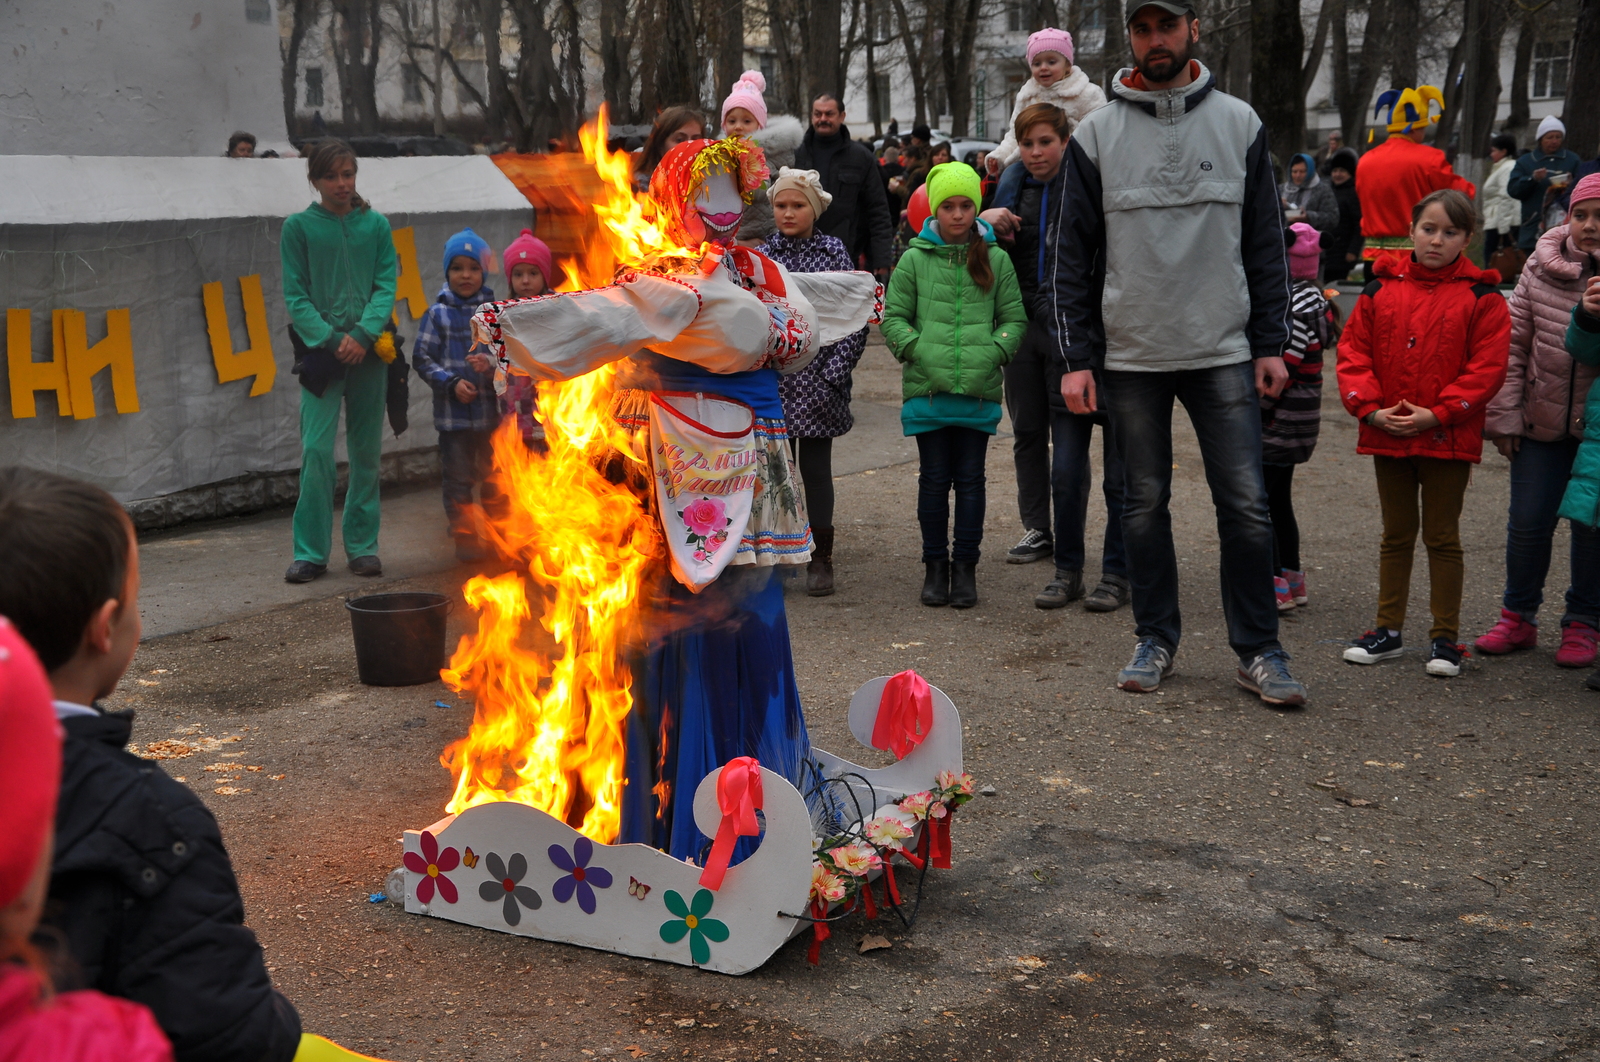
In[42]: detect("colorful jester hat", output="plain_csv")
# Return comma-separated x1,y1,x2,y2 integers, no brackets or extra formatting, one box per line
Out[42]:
648,137,770,249
1372,85,1445,141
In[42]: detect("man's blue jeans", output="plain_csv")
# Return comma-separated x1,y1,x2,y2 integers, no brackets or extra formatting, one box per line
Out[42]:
1102,361,1280,658
1502,436,1600,627
1051,409,1127,577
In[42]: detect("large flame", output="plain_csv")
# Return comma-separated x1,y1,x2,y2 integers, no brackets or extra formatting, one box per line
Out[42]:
439,107,698,842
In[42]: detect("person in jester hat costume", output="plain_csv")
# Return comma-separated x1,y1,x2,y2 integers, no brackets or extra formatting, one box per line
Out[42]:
470,137,883,862
1356,86,1475,272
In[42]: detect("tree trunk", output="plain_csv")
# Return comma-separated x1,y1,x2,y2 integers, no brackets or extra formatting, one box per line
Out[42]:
1251,0,1304,161
939,0,983,136
480,0,527,146
654,0,702,108
713,0,747,106
1434,5,1469,156
1506,8,1535,135
1563,0,1600,158
807,0,843,106
889,0,929,125
1301,0,1333,99
1389,0,1419,89
598,0,633,120
281,0,315,139
1339,0,1390,149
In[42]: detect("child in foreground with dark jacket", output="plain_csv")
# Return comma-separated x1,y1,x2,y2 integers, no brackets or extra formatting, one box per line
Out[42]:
0,617,172,1062
413,228,504,561
882,162,1027,610
1336,190,1511,676
0,466,303,1062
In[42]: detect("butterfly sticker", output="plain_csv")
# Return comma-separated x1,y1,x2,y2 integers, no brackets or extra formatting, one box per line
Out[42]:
462,847,480,869
627,876,651,901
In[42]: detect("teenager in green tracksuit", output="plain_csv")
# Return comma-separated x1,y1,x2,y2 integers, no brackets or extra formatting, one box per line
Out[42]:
881,162,1027,609
280,140,398,583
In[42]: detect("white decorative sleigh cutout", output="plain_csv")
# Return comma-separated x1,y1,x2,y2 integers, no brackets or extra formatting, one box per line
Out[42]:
400,674,965,974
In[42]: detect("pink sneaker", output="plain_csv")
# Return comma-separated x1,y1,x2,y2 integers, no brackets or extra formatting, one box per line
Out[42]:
1474,608,1538,655
1556,622,1599,668
1274,576,1295,612
1284,568,1308,606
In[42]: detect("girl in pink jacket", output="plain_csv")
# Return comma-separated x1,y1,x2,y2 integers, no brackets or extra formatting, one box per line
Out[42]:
1477,172,1600,666
0,619,172,1062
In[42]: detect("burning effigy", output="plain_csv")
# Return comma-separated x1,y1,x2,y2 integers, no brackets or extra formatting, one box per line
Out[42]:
397,112,970,973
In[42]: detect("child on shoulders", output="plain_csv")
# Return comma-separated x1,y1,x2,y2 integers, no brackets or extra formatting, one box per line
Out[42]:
986,28,1107,203
412,229,504,561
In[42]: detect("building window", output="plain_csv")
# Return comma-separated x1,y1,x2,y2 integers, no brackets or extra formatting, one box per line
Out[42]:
1007,3,1023,32
870,73,891,126
1081,0,1103,31
760,54,776,89
1532,40,1569,99
245,0,272,23
402,63,425,104
304,66,324,108
456,59,486,107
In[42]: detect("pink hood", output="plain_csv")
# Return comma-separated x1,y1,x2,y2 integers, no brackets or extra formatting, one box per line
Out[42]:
1486,225,1600,441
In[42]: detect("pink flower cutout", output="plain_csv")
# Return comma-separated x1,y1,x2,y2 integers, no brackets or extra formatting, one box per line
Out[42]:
403,830,460,904
682,497,726,537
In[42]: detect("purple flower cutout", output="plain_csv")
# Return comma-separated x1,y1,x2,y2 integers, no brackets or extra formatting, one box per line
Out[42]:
548,836,614,914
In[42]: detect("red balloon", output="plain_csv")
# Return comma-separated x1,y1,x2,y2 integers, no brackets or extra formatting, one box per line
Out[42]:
907,184,931,235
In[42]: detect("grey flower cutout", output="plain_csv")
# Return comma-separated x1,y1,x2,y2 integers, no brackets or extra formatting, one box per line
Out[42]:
478,851,542,926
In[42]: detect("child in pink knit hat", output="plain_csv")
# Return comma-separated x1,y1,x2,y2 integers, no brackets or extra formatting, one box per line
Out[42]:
493,229,552,451
721,70,768,136
720,69,806,245
988,27,1107,177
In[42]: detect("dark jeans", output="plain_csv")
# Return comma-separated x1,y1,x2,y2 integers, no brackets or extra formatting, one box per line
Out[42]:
1050,409,1127,576
1503,436,1600,627
916,427,989,563
1103,361,1280,658
1263,462,1300,572
438,428,504,535
1002,337,1052,533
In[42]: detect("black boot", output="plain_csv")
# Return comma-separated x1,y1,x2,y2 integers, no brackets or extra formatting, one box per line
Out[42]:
920,560,950,606
806,527,836,597
949,561,978,609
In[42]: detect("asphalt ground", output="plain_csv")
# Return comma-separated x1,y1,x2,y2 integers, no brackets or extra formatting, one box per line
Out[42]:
111,336,1600,1061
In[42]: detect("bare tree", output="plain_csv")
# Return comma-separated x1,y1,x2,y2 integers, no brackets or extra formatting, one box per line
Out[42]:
1563,0,1600,156
1251,0,1306,158
937,0,985,135
888,0,932,124
331,0,383,133
281,0,320,137
599,0,640,121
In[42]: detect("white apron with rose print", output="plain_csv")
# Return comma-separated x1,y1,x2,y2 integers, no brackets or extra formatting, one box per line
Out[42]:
648,391,760,591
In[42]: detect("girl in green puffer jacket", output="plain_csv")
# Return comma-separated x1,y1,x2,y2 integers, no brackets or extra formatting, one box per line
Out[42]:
881,162,1027,610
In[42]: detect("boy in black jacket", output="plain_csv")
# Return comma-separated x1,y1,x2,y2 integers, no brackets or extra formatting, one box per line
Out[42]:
0,466,302,1062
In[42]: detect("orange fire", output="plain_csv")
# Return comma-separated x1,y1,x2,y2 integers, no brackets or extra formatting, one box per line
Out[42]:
439,107,697,842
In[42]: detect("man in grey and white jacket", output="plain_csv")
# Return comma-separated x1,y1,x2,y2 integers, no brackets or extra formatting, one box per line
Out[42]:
1045,0,1306,706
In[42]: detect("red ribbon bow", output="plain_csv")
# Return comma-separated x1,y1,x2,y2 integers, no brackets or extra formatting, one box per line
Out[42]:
698,756,763,891
872,670,933,761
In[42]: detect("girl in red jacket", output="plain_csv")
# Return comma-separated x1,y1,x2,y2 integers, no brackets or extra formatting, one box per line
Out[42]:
1337,189,1512,676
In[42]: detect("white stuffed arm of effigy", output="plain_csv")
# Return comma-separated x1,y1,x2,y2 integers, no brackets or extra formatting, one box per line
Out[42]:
471,273,703,382
784,270,885,347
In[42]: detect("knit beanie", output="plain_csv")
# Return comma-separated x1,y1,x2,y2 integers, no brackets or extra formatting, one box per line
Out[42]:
442,228,493,275
925,162,983,216
502,228,553,286
721,70,769,130
0,617,61,910
1568,173,1600,218
768,167,833,220
1026,27,1075,66
1537,114,1566,141
1287,222,1322,280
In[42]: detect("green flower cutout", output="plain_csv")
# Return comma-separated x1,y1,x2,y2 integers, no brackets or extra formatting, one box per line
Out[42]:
658,888,729,965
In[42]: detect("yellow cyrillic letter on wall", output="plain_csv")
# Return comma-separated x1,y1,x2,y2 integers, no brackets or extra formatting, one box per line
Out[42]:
391,226,428,323
6,309,73,418
203,275,277,396
60,308,139,419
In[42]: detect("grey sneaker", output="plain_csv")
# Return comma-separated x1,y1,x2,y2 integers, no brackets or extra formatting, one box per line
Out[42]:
1034,569,1084,609
1083,573,1130,612
1117,640,1173,693
284,560,327,584
1006,528,1053,564
348,554,383,577
1237,649,1307,707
